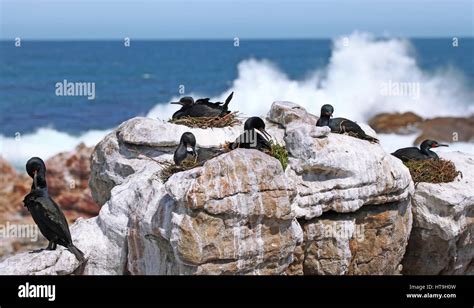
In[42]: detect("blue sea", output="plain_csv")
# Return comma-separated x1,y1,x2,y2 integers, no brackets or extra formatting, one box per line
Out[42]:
1,34,473,167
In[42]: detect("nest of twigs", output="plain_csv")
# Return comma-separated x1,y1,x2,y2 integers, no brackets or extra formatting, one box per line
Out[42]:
169,111,241,129
160,159,202,182
404,158,461,184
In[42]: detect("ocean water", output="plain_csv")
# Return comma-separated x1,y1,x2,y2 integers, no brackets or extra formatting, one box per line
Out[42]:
1,33,473,168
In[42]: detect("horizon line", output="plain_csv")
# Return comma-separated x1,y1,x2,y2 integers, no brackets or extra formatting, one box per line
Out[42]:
1,36,473,42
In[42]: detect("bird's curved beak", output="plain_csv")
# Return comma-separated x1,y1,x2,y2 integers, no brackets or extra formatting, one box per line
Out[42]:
258,128,272,140
436,143,449,147
33,170,38,189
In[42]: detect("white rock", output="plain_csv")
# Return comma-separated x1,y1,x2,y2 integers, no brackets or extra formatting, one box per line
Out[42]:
402,151,474,274
0,102,428,276
285,121,413,219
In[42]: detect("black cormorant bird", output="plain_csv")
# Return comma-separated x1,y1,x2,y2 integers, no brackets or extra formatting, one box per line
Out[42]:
23,157,85,262
174,132,223,165
174,132,197,165
392,140,448,162
316,104,379,143
230,117,272,151
171,92,234,119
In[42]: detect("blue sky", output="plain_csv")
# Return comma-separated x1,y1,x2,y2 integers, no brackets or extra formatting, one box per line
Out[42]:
1,0,472,39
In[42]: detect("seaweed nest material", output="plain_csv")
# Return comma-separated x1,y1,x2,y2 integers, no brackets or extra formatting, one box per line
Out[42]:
168,112,241,129
222,140,289,170
160,159,202,182
265,141,289,170
404,158,461,184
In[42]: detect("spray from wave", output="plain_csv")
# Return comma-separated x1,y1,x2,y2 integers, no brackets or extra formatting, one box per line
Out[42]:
149,32,473,121
2,32,473,168
0,128,110,170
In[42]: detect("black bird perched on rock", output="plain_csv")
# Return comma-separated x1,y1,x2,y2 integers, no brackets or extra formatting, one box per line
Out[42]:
392,139,448,162
316,104,379,143
23,157,85,262
171,92,234,119
174,132,223,165
230,117,272,151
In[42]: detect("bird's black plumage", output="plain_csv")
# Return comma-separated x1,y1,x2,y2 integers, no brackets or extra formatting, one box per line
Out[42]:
173,132,224,165
230,117,272,151
23,157,84,262
316,104,379,143
171,92,234,119
392,139,448,162
174,132,197,165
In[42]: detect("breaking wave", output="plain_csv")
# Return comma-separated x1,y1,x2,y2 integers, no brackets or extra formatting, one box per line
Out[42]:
2,32,473,168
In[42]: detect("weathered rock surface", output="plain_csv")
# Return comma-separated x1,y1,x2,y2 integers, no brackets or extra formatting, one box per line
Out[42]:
402,152,474,275
153,149,301,274
89,117,244,206
44,143,98,219
302,199,412,275
271,106,414,221
414,117,474,144
368,112,474,145
368,112,423,134
267,101,319,127
267,101,414,275
0,157,30,220
0,102,428,275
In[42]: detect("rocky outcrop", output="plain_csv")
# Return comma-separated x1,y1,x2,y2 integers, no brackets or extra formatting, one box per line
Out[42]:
302,199,411,275
267,101,318,126
0,144,97,221
268,102,414,274
284,124,412,220
368,112,423,134
44,143,98,219
0,157,30,220
0,102,417,275
402,152,473,275
89,117,243,206
142,149,301,275
414,117,474,144
368,112,474,145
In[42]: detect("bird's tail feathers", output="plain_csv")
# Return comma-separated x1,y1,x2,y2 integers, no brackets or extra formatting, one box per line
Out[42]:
68,244,85,263
223,91,234,108
362,134,379,143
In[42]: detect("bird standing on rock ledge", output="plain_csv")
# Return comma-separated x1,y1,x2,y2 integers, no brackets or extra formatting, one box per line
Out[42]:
316,104,379,143
23,157,85,262
391,139,449,162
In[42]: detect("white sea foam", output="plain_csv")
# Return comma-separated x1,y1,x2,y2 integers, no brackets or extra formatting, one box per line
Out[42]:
0,127,110,170
2,32,473,168
148,32,474,122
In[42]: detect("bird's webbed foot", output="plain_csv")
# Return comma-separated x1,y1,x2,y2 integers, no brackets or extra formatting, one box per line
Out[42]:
29,242,57,253
29,248,45,254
